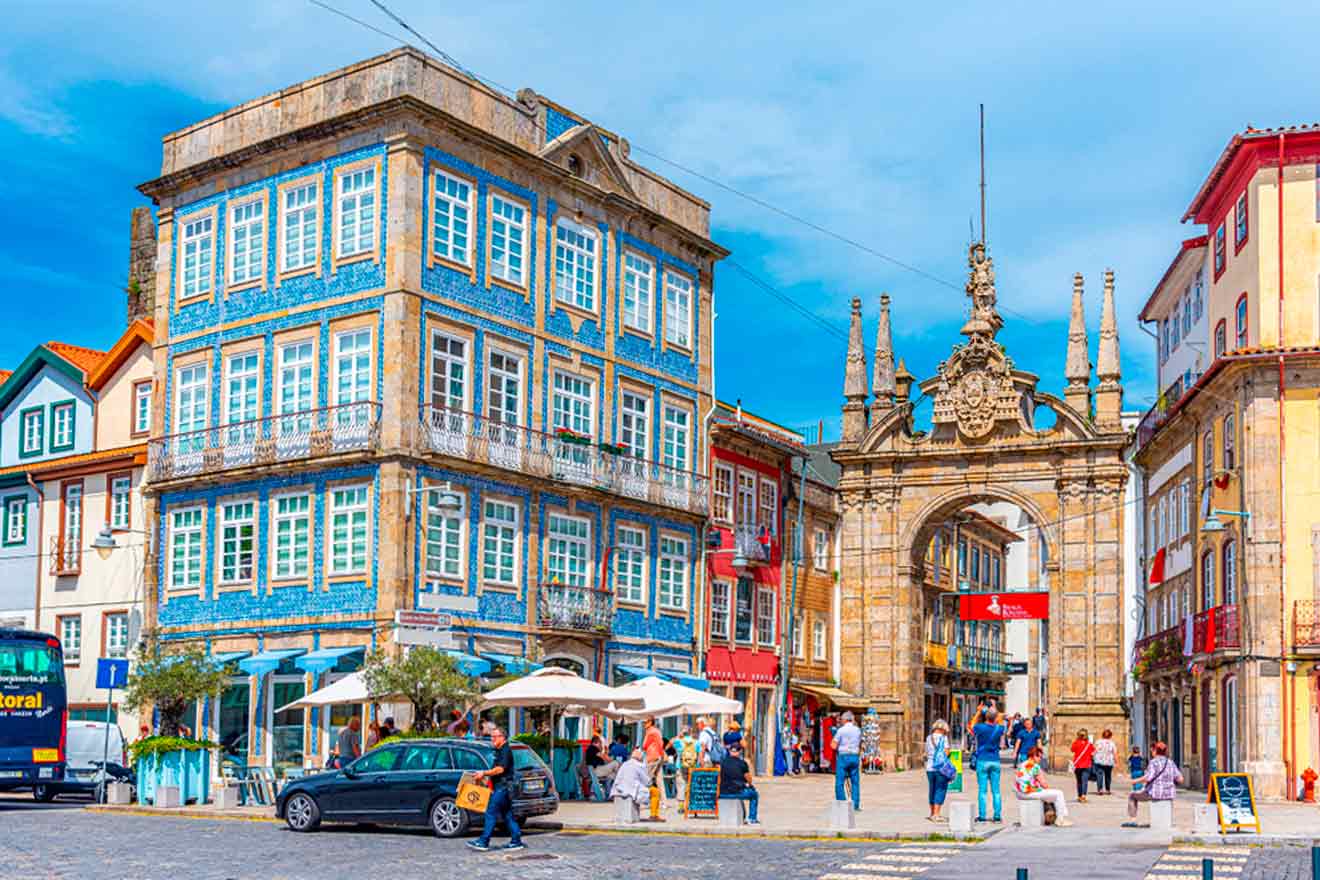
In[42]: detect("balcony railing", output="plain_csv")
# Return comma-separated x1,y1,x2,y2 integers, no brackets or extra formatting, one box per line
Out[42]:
954,645,1011,675
48,536,80,576
1135,372,1199,449
1132,624,1184,677
1294,600,1320,649
420,406,709,516
733,524,775,565
149,402,381,482
537,583,613,636
1193,604,1241,653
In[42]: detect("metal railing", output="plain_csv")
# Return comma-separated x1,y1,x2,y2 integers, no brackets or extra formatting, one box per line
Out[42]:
1294,600,1320,648
1132,624,1183,675
48,536,80,576
1135,372,1197,449
149,402,381,481
954,645,1011,674
419,406,709,516
1193,604,1241,652
732,524,775,565
536,583,613,635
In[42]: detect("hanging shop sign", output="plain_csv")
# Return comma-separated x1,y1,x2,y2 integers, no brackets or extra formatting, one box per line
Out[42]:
959,591,1050,621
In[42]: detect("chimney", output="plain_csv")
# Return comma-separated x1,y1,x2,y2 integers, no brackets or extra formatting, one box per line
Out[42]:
126,207,157,326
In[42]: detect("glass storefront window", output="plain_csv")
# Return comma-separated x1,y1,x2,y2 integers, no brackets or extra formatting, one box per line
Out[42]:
218,679,250,768
271,676,305,776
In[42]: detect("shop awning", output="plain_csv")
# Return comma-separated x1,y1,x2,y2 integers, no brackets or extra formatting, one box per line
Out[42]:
209,651,249,668
671,673,709,691
704,646,779,684
295,646,364,675
791,682,871,709
238,648,306,676
480,652,541,675
443,650,492,677
615,664,665,682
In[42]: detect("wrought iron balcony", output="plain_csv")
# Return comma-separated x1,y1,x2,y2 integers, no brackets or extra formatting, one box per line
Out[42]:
1193,604,1241,653
1132,625,1184,678
148,402,381,482
536,582,613,636
419,406,709,516
48,536,80,577
1294,600,1320,649
732,524,775,565
954,645,1011,675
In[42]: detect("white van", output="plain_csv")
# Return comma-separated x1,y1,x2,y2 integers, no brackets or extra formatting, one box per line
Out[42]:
34,720,128,801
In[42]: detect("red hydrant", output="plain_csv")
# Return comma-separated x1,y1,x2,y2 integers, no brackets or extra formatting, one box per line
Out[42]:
1302,767,1317,803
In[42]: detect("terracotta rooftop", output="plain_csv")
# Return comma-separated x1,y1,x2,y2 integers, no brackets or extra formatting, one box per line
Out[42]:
0,443,147,480
45,341,107,374
0,371,12,385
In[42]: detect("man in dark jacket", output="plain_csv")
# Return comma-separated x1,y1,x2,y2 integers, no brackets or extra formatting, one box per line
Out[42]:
718,744,760,824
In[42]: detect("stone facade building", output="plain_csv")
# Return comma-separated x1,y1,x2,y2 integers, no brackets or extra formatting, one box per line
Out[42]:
831,245,1129,770
1132,125,1320,798
135,48,725,775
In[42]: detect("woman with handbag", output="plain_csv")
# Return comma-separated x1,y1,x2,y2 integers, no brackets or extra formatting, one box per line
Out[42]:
923,719,955,822
1069,729,1096,803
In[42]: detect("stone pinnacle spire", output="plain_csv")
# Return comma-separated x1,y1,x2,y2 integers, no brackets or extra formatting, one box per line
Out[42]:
1097,269,1120,385
1064,272,1091,416
871,293,896,415
841,297,868,444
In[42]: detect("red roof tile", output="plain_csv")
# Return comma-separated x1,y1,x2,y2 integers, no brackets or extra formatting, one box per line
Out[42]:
45,341,107,375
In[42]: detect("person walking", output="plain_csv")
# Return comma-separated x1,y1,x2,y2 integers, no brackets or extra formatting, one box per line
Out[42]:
1092,729,1117,795
832,710,862,811
1014,746,1073,827
670,726,699,811
1124,741,1183,826
1013,717,1042,769
642,717,665,804
335,716,362,768
1069,729,1095,803
1128,746,1146,792
467,727,525,852
972,707,1006,823
923,719,954,823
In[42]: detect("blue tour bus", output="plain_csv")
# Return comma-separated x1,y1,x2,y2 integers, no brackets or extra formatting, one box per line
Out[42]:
0,628,67,790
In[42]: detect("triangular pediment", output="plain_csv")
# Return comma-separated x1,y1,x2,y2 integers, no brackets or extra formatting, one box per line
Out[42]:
540,124,636,200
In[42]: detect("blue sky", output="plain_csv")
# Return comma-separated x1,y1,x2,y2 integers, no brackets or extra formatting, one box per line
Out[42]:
3,1,1318,439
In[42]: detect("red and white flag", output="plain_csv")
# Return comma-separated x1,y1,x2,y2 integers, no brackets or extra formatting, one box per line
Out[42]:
1148,547,1167,587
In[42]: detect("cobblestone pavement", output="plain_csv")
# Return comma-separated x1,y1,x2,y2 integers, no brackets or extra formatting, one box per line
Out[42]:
0,798,1314,880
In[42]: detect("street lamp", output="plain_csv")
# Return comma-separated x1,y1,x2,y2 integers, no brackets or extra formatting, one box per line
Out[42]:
1201,508,1251,534
406,482,463,516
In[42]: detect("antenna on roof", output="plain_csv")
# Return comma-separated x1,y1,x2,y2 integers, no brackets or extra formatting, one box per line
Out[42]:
979,103,987,246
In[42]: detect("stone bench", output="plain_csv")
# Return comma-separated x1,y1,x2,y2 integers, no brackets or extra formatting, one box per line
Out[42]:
612,796,639,825
718,798,746,827
829,799,855,829
1149,799,1173,831
1016,797,1044,829
948,800,972,833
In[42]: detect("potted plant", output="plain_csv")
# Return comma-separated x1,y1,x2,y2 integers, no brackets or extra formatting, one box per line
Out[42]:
122,637,227,805
597,441,627,456
554,427,591,446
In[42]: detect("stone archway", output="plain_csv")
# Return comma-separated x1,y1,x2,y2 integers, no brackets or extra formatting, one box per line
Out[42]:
830,245,1129,769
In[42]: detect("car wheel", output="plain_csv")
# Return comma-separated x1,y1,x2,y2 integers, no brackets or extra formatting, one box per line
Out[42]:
284,793,321,832
430,797,469,838
32,785,56,803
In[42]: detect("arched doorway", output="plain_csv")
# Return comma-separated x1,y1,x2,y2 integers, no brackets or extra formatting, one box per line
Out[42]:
830,244,1129,769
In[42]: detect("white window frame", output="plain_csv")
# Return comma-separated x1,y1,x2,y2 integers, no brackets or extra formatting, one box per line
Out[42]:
663,271,693,348
619,391,650,461
429,331,468,412
657,535,689,612
335,165,377,259
50,402,74,450
813,527,829,571
614,525,646,605
271,492,312,581
279,180,320,274
227,198,265,287
168,506,205,592
757,477,777,536
480,499,518,586
622,251,654,333
5,495,26,544
661,404,690,475
109,475,131,531
104,612,130,659
179,213,214,300
424,488,466,581
755,586,776,646
333,328,373,407
736,472,757,525
546,513,591,587
277,340,315,419
134,381,152,434
488,194,527,287
19,409,41,456
431,169,474,267
224,351,260,429
710,580,730,640
218,499,257,586
551,371,595,438
553,218,598,311
60,616,81,663
812,617,827,661
487,349,522,427
712,464,734,523
329,484,370,576
175,362,209,436
790,614,804,659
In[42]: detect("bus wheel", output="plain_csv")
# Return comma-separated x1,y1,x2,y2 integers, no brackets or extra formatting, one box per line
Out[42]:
33,785,56,802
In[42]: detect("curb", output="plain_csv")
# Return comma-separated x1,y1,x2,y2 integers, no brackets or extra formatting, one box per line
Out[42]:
86,805,279,824
1173,833,1320,847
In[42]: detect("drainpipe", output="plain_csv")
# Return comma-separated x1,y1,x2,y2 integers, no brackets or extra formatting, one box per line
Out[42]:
1275,131,1294,799
27,474,43,629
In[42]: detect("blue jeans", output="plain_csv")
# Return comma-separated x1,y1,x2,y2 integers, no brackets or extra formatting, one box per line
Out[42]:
926,770,950,806
721,787,759,822
476,785,521,846
975,759,1001,820
835,753,860,808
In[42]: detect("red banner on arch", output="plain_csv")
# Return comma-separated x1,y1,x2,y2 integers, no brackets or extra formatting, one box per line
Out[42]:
959,591,1050,620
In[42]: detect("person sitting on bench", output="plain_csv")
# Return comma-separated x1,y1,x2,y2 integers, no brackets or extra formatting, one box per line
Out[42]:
1124,740,1182,827
1014,746,1073,827
718,743,760,825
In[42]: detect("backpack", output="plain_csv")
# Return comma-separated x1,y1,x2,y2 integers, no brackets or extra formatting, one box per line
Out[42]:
680,737,698,769
706,731,726,765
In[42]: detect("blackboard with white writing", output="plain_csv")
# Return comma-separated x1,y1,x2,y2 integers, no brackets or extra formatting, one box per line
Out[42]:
685,768,720,818
1208,773,1259,833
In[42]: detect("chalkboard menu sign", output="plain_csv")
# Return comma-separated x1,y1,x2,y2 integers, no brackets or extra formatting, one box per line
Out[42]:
685,768,721,819
1208,773,1260,833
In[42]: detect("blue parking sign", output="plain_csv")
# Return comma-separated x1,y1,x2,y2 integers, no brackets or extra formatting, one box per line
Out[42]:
96,658,130,690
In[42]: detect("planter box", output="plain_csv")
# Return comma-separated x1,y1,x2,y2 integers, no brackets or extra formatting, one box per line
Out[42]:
137,749,212,806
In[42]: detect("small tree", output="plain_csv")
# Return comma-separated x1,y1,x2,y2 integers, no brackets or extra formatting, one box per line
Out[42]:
361,647,480,732
122,637,228,737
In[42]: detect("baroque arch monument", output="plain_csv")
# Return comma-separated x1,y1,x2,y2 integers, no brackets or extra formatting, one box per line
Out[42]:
830,243,1129,769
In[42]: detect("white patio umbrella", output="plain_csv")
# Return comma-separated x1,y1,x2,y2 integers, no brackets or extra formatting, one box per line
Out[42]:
274,672,404,712
477,667,645,757
605,676,743,720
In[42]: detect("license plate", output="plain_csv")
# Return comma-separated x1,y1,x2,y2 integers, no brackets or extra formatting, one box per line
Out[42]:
0,770,23,779
522,779,545,794
31,748,59,763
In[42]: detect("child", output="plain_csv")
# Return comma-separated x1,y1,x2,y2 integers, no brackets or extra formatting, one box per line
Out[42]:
1128,746,1146,792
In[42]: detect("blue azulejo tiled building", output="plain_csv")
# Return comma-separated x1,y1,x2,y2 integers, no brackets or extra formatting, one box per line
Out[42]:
138,48,726,775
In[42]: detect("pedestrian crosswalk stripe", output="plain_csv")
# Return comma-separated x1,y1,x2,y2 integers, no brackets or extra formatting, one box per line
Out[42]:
1158,855,1247,864
821,874,912,880
844,866,927,874
1167,847,1253,855
863,855,948,863
1154,865,1242,874
1162,852,1249,859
